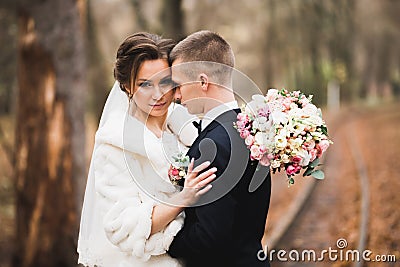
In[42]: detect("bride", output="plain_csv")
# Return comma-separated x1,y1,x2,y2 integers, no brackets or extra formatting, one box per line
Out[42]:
77,32,216,267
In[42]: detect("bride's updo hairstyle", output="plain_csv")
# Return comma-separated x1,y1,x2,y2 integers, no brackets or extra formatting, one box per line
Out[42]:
113,32,176,97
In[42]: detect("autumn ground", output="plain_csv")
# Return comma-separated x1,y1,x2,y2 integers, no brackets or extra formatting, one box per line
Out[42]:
1,102,400,266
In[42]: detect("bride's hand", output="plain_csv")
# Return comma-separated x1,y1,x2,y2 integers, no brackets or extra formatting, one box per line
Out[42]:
177,158,217,206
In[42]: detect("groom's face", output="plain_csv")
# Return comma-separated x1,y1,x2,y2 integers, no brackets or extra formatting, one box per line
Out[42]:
172,61,205,115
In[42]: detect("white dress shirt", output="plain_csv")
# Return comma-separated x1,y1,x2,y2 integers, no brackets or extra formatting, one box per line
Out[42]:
201,101,239,131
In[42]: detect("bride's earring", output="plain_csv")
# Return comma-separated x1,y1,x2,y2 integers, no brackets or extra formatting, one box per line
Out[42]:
127,90,137,115
127,91,133,99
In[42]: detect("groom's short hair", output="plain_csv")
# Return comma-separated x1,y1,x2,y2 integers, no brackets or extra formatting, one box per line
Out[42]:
169,30,235,67
170,30,235,86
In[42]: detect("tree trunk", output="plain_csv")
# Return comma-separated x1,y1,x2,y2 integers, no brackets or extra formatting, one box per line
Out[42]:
87,0,109,122
14,0,86,266
161,0,185,41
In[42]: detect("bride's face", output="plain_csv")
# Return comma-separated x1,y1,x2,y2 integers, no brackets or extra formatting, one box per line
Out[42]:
133,59,174,119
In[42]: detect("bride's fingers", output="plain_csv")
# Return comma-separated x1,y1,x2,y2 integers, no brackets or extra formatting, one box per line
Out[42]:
195,167,217,181
190,161,211,174
196,184,213,195
187,158,194,174
197,174,216,188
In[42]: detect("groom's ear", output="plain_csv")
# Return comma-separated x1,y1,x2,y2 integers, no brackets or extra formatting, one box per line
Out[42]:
199,73,209,91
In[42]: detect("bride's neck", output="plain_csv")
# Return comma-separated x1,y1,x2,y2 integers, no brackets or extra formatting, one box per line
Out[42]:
134,109,167,138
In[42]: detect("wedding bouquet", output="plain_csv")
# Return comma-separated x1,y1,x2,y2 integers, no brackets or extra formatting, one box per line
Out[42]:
168,152,190,186
234,89,332,185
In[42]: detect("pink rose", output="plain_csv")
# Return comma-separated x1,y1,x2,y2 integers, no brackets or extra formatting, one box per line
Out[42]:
294,164,302,173
292,155,302,164
309,148,318,162
236,120,246,129
258,145,267,154
237,113,249,123
304,140,315,149
299,97,309,107
250,145,263,160
260,154,270,166
286,164,302,176
317,139,330,153
172,168,179,176
258,106,270,117
282,98,292,110
286,164,297,176
245,135,255,146
240,129,250,139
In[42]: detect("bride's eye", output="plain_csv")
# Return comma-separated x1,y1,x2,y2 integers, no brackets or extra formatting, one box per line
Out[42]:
138,81,153,88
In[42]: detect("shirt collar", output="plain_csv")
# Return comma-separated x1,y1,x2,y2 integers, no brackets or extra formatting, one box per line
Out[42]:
201,100,239,131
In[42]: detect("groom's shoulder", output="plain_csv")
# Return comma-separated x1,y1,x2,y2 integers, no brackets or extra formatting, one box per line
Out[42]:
207,109,239,132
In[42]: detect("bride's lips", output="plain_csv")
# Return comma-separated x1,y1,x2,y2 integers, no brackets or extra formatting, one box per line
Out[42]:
150,101,167,109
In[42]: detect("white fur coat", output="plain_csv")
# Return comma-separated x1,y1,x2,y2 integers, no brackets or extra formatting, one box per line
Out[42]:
78,104,197,267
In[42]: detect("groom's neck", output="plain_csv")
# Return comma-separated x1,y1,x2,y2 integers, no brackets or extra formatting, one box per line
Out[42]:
203,95,235,114
200,83,235,114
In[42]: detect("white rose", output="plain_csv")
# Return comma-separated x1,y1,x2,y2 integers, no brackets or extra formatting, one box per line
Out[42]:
275,134,287,150
271,111,288,125
294,123,306,136
304,114,323,126
252,94,266,104
281,154,290,164
289,102,298,110
253,116,272,131
245,95,267,115
244,101,257,115
278,128,289,138
266,89,279,102
268,129,276,141
296,149,311,166
268,100,284,113
288,107,303,117
271,159,281,169
255,132,270,146
289,137,303,149
312,131,324,139
302,104,318,117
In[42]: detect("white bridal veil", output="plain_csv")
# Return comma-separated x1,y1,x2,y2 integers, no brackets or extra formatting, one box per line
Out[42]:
77,81,128,262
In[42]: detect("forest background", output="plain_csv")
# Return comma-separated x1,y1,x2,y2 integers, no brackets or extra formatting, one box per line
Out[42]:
0,0,399,266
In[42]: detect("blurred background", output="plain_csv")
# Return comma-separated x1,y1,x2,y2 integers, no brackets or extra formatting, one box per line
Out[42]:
0,0,399,266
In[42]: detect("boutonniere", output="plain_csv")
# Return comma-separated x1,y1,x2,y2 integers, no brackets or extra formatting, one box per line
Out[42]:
168,152,190,186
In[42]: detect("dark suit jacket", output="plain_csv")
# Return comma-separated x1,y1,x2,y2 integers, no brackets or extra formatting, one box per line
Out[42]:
168,109,271,267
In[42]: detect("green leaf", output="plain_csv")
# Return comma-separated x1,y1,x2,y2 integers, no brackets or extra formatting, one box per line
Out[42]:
303,167,314,177
321,125,328,136
311,170,325,179
309,158,320,168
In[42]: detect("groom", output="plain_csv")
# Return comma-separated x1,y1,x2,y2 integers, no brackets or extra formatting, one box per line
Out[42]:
167,30,271,266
